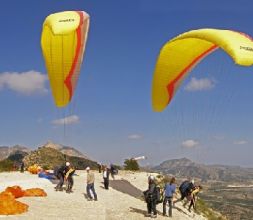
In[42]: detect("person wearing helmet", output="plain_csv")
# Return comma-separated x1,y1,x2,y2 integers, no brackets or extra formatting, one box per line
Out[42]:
65,164,75,193
55,162,70,191
145,175,157,218
86,167,97,201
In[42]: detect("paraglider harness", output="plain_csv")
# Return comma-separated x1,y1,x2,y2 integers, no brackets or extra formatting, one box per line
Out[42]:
54,165,68,180
143,182,164,204
155,185,164,204
179,180,194,199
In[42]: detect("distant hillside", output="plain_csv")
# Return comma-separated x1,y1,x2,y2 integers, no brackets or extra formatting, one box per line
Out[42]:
0,141,91,162
153,158,253,182
0,145,30,161
42,141,90,159
0,147,30,172
0,142,97,171
23,146,98,170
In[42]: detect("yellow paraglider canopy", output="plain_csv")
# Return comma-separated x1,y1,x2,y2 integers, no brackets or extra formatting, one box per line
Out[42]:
152,28,253,112
41,11,90,108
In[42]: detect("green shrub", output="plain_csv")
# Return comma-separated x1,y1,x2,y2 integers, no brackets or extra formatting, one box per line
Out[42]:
0,159,15,172
124,159,140,171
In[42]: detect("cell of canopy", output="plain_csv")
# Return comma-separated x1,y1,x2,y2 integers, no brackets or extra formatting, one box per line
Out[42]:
41,11,90,108
152,28,253,112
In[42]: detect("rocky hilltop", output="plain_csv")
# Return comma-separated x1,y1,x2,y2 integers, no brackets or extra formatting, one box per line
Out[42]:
42,141,90,159
23,146,98,170
0,142,98,171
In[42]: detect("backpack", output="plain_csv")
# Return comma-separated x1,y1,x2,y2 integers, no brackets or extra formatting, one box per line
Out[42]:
143,184,163,203
179,180,194,196
155,185,164,204
53,166,59,176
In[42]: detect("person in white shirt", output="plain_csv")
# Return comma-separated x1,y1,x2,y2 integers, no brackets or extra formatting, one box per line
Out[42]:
103,166,110,190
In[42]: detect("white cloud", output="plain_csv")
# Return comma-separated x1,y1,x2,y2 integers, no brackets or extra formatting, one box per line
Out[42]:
233,140,248,145
181,139,199,148
51,115,80,126
128,134,143,140
0,70,48,95
185,77,216,91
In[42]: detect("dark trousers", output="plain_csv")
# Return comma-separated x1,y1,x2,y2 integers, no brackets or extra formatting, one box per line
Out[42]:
87,183,97,200
56,174,64,189
66,177,73,191
163,196,173,217
147,199,157,215
104,178,109,189
189,195,196,210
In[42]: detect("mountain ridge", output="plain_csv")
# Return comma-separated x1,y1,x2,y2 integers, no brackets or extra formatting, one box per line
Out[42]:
0,141,90,161
41,141,90,159
153,157,253,182
0,145,31,161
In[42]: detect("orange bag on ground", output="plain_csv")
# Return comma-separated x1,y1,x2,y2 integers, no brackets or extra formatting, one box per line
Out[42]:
24,188,47,197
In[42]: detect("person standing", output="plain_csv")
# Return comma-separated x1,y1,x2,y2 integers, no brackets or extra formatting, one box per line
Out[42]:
103,166,110,189
98,163,102,173
110,164,116,180
86,167,97,201
65,165,75,193
145,176,157,218
20,161,25,173
163,177,176,217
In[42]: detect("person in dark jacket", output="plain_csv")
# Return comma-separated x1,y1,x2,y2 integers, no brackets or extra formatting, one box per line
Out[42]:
163,177,176,217
98,163,102,173
110,164,117,180
145,175,157,218
103,166,110,189
55,162,70,191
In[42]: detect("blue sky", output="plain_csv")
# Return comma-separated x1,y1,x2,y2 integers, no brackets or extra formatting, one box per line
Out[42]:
0,0,253,167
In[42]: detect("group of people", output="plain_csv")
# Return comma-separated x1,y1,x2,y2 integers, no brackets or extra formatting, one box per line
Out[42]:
54,163,202,218
144,176,202,218
54,162,76,193
98,164,117,180
53,162,117,201
85,164,115,201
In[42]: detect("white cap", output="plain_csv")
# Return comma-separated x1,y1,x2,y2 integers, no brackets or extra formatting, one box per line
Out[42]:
66,162,70,166
191,179,195,184
86,167,90,171
149,175,155,180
